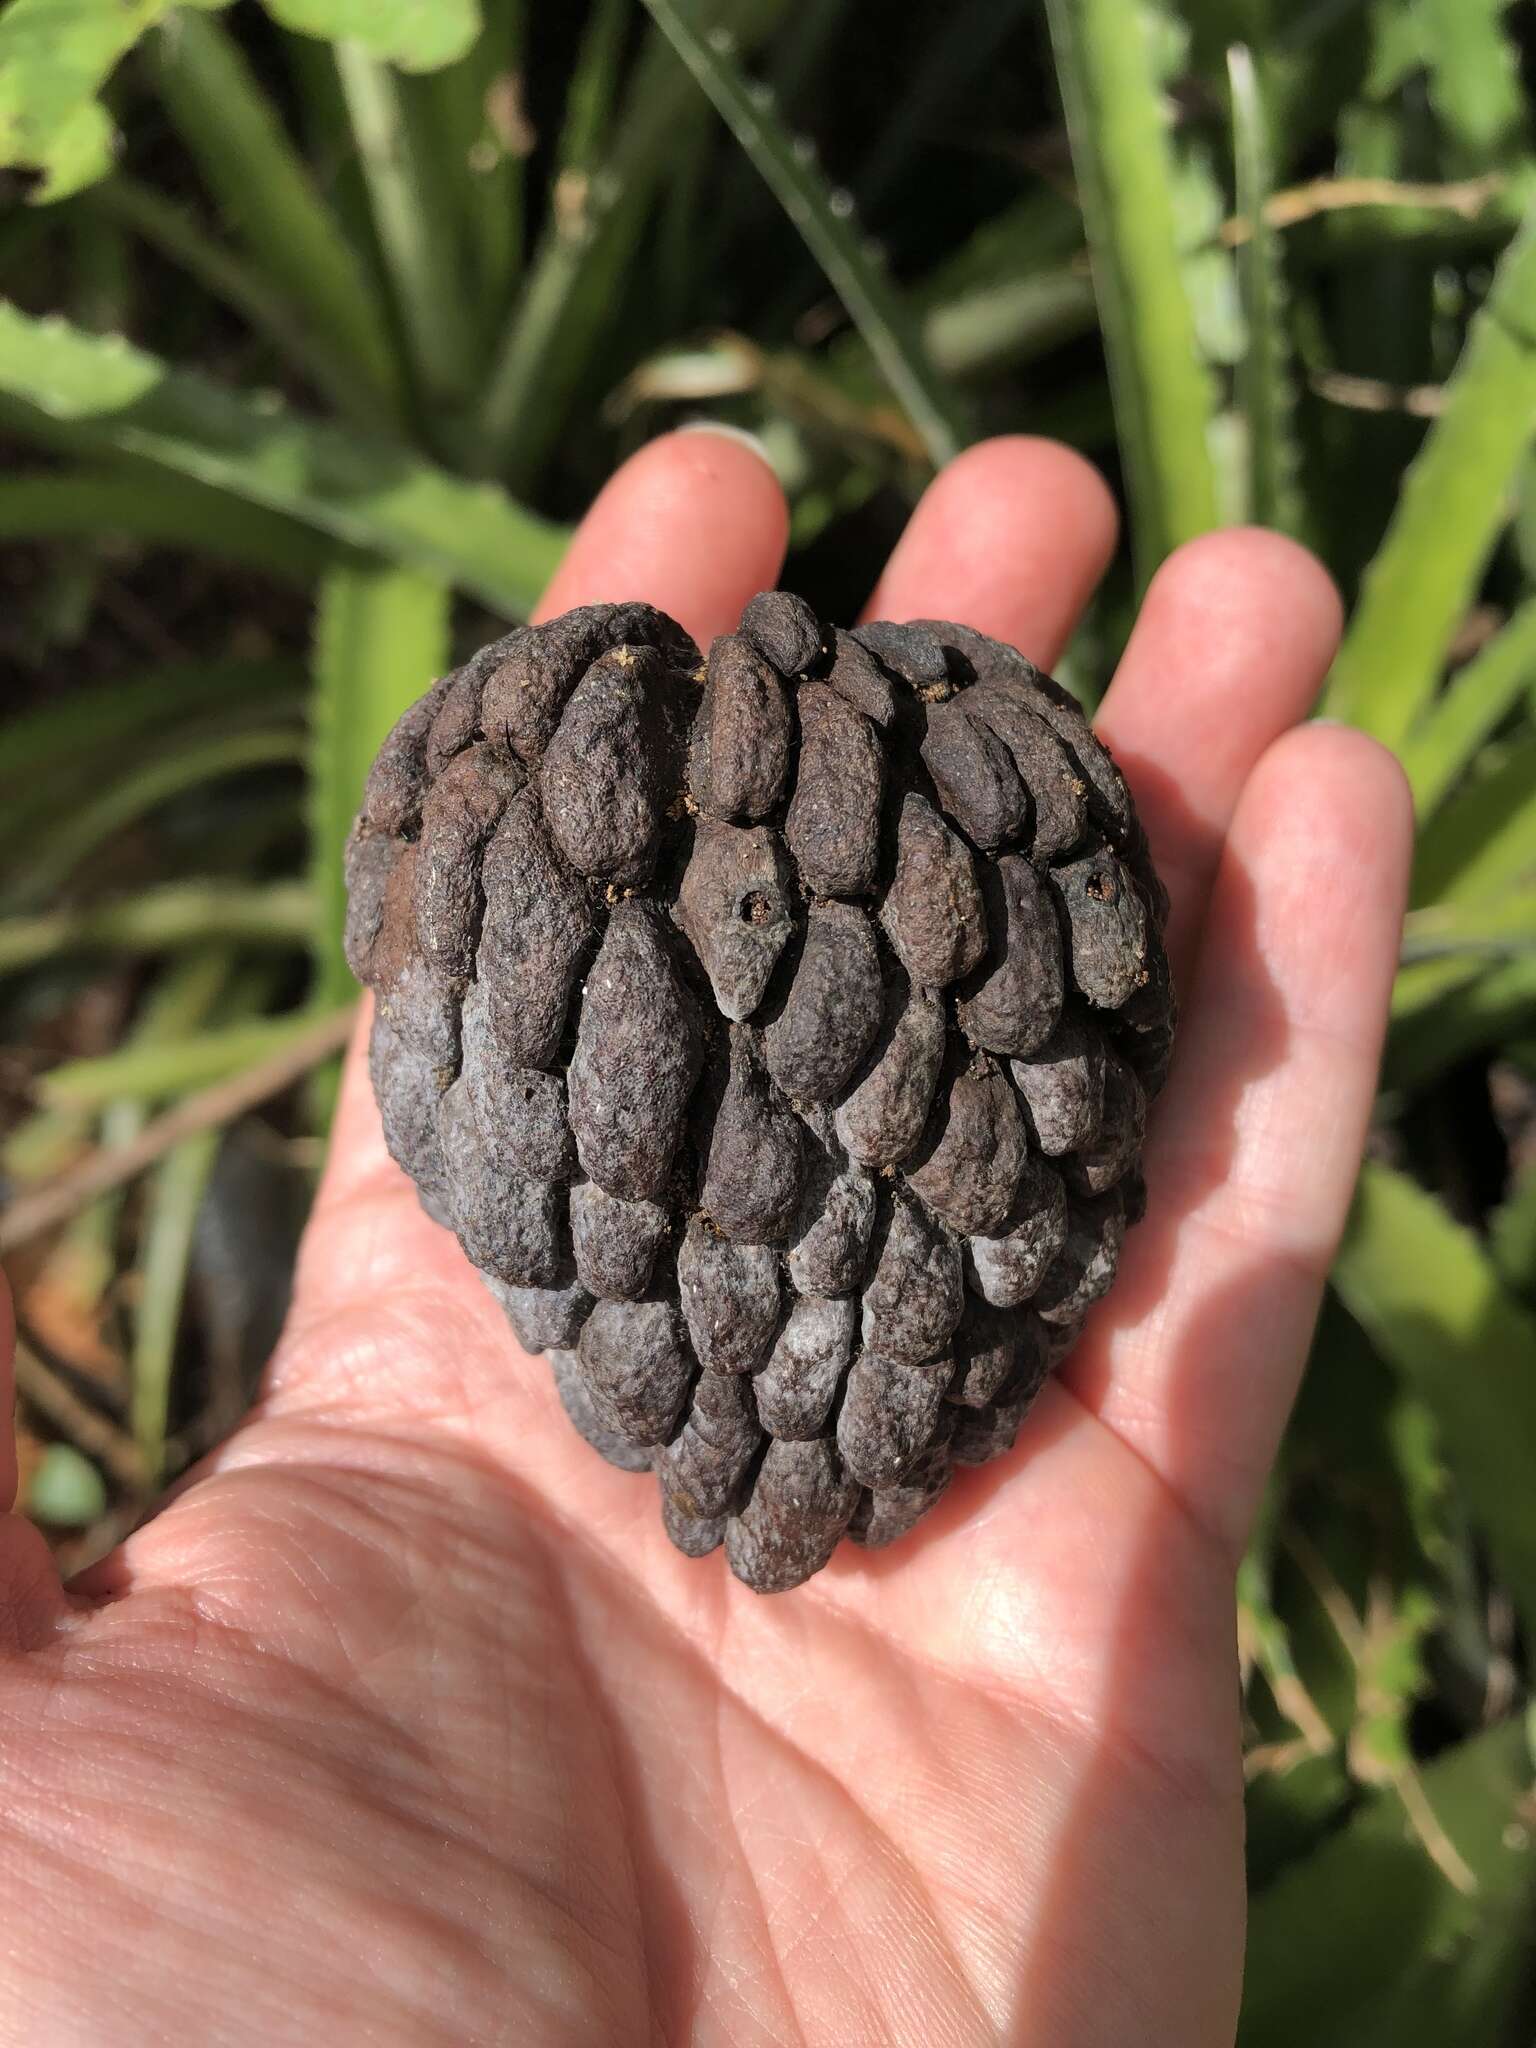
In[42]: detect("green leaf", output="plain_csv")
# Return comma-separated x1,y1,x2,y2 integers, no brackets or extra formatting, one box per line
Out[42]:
1244,1751,1353,1893
473,0,650,477
1239,1721,1535,2047
25,1443,109,1526
1399,887,1536,967
478,0,794,488
311,561,450,1006
1322,211,1536,744
1043,0,1222,579
0,303,568,614
1228,45,1303,533
261,0,480,71
4,952,234,1185
39,1010,351,1110
149,13,404,416
412,0,527,324
0,0,479,207
4,727,306,914
1412,735,1536,907
0,663,306,872
90,177,394,433
0,882,314,978
334,41,480,413
1401,599,1536,817
1416,0,1524,162
922,271,1100,382
0,467,323,584
636,0,969,468
1387,953,1536,1092
1331,1161,1536,1642
0,0,221,203
475,189,631,485
0,659,303,784
132,1125,220,1483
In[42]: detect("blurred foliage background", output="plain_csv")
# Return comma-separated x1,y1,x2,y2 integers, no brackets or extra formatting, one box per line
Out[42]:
2,0,1535,2031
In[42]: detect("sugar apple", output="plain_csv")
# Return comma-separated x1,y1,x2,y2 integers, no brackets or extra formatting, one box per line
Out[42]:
344,592,1174,1592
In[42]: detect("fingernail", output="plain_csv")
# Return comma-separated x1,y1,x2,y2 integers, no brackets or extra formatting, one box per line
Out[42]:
675,418,774,464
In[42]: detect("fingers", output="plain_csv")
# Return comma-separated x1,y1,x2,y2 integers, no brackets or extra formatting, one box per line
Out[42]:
862,436,1118,665
535,426,789,646
1062,724,1413,1561
1095,529,1344,982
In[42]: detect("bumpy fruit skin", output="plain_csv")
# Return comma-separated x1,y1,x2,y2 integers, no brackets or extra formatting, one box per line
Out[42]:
346,592,1175,1592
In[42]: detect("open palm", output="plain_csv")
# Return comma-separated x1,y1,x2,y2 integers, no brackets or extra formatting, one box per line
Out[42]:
1,432,1410,2047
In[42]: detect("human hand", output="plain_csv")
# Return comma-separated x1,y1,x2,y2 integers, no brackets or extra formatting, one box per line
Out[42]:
0,431,1411,2046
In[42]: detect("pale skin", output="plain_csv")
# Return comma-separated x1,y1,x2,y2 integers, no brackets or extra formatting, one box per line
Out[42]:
0,431,1412,2046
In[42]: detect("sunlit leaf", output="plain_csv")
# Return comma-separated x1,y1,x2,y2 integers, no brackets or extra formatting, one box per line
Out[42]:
1332,1161,1536,1642
0,303,567,614
1323,212,1536,745
1043,0,1221,578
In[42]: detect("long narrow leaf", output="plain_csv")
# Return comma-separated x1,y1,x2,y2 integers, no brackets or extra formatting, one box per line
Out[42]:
473,2,681,476
113,953,247,1485
1228,45,1302,533
478,0,791,485
334,41,478,413
1412,735,1536,906
0,468,321,583
477,197,633,484
1323,211,1536,743
132,1127,220,1483
1044,0,1221,576
416,0,527,321
636,0,968,467
1331,1161,1536,1642
311,561,450,1005
557,0,633,178
1400,599,1536,817
1400,887,1536,965
4,952,234,1276
5,728,305,914
0,883,314,977
150,13,404,418
91,177,391,432
42,1010,352,1110
0,303,568,614
1387,954,1536,1092
924,271,1100,381
1,660,302,783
